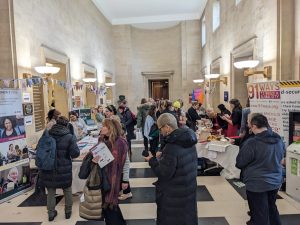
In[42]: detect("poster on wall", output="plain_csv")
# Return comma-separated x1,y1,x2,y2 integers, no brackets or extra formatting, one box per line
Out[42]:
247,82,284,136
0,89,30,201
280,81,300,145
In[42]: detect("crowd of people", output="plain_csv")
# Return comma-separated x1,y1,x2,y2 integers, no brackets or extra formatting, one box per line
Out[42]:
35,96,285,225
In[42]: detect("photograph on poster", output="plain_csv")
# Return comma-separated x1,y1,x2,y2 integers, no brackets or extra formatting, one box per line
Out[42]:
0,163,30,197
0,139,28,166
0,116,25,143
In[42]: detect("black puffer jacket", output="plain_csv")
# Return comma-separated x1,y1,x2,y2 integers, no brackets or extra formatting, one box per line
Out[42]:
40,124,80,189
149,128,198,225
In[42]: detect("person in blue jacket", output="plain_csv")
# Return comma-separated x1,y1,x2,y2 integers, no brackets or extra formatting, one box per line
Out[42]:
236,113,285,225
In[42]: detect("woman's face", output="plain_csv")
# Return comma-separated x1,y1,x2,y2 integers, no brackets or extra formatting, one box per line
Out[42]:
101,124,109,136
4,119,13,131
98,107,103,113
105,109,112,118
70,114,77,122
229,103,234,110
9,144,14,151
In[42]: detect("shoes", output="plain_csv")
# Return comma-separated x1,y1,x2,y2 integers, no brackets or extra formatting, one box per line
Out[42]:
48,210,57,221
118,192,133,200
65,212,72,219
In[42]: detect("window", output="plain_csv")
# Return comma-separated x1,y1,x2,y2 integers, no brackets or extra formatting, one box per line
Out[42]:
236,0,242,5
212,0,220,32
201,16,206,47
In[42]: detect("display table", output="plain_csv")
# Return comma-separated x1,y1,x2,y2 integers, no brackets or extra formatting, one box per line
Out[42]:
196,142,240,179
70,136,98,193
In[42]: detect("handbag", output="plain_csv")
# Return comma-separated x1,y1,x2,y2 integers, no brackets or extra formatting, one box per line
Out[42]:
79,163,103,220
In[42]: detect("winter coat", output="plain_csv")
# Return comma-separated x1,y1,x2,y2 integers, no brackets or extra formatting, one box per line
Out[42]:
149,128,198,225
137,103,151,130
236,129,285,192
120,108,135,140
39,124,80,189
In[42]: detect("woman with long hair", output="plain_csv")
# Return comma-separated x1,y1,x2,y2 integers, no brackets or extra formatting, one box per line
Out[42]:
144,105,159,156
220,98,242,137
95,118,128,225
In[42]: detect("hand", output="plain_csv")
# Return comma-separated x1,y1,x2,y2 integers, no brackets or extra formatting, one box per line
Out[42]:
92,155,100,164
229,138,235,144
156,151,162,158
144,151,153,162
121,182,129,190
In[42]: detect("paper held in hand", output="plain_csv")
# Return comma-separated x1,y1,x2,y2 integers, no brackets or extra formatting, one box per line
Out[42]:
91,142,114,168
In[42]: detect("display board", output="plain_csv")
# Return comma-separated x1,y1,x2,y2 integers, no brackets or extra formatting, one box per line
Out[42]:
247,81,284,136
0,89,30,202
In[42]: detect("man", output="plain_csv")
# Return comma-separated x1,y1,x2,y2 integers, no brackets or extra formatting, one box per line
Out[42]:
236,113,285,225
145,113,198,225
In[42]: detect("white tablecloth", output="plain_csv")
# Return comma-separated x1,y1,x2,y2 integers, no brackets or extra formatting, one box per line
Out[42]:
196,142,241,179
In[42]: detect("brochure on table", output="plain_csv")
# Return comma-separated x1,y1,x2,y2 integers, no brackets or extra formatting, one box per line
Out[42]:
0,89,30,202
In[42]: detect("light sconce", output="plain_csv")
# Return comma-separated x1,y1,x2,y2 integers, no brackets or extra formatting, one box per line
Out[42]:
205,74,227,85
105,82,116,87
82,77,97,83
193,79,204,84
233,60,272,78
34,66,60,75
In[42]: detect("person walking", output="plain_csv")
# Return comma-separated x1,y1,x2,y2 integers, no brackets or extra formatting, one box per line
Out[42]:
39,116,80,221
144,113,198,225
236,113,285,225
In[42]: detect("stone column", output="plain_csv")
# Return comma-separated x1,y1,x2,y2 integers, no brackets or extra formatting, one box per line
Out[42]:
0,0,17,78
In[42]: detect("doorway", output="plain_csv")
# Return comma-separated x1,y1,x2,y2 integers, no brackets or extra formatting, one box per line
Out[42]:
149,79,169,100
85,72,97,108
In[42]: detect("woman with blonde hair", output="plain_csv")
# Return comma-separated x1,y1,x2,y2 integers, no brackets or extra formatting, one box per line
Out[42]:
95,118,128,225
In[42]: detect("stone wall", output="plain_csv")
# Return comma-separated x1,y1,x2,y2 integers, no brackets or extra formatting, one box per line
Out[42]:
201,0,278,108
113,20,201,112
13,0,114,145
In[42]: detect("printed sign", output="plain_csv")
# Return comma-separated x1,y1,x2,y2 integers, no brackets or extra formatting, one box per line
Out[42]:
91,143,114,168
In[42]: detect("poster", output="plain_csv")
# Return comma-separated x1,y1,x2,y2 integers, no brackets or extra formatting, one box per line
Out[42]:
247,82,283,136
0,89,29,201
280,81,300,145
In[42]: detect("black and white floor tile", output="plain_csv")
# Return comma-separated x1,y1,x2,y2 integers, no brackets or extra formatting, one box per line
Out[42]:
0,141,300,225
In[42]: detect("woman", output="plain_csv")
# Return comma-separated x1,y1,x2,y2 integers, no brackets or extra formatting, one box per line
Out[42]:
186,101,202,131
137,98,151,153
2,167,19,192
95,118,128,225
220,99,242,137
96,105,105,123
105,105,118,119
145,113,198,225
0,117,24,138
40,116,80,221
217,104,231,135
69,111,88,140
46,109,61,130
7,143,17,162
143,105,159,156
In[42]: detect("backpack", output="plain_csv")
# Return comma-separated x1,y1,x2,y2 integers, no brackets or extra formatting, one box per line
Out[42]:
35,129,57,171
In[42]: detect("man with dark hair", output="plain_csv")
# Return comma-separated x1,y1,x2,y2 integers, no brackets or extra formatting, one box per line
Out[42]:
236,113,285,225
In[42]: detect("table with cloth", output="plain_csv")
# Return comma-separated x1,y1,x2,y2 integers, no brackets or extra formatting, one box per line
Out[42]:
71,136,98,193
196,142,241,179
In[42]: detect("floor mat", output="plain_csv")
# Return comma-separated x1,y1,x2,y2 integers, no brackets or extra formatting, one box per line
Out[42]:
18,192,64,207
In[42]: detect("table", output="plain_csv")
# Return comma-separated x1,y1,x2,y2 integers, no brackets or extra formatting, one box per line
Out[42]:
196,142,241,179
72,136,98,193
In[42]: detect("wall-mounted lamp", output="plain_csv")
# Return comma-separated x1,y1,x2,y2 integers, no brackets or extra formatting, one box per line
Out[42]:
204,74,220,79
105,82,116,87
82,77,97,83
204,74,227,85
233,60,272,78
193,79,204,84
34,65,60,75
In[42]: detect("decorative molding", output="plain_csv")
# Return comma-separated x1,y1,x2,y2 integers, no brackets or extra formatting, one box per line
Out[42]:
141,70,174,76
82,62,96,74
231,36,257,59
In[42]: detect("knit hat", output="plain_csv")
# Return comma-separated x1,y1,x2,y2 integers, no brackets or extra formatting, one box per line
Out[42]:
173,101,181,109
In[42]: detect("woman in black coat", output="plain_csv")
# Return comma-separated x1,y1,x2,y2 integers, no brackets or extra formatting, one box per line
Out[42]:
145,113,198,225
39,116,80,221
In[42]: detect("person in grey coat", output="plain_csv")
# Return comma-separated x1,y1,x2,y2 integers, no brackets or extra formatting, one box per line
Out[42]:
145,113,198,225
236,113,285,225
39,116,80,221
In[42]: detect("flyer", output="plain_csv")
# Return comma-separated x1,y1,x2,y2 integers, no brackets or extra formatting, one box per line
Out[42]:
91,142,114,168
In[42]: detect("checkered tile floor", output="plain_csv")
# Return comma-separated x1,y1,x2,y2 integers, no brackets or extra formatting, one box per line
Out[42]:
1,142,300,225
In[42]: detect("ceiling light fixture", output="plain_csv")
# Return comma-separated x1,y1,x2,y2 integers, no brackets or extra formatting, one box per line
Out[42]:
204,74,220,79
82,77,97,83
105,82,116,87
193,79,204,83
233,60,259,69
34,66,60,74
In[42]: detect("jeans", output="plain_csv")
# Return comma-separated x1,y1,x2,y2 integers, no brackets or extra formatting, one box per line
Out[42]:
47,187,72,215
246,189,281,225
